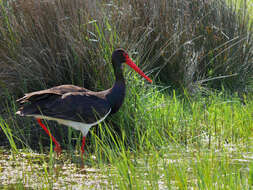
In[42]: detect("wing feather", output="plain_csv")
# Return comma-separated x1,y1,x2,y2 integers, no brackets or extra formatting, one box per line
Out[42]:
17,85,90,104
17,91,111,123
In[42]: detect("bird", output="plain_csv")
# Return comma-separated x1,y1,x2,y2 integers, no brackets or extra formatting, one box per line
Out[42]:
16,49,152,159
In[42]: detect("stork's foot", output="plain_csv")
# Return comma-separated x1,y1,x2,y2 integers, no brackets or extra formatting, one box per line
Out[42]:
54,145,62,156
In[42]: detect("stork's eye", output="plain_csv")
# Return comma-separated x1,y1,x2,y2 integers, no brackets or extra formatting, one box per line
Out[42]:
123,52,129,59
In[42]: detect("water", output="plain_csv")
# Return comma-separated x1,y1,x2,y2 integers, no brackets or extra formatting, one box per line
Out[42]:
0,145,252,189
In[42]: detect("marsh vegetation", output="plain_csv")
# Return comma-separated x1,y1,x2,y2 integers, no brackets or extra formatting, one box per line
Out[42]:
0,0,252,189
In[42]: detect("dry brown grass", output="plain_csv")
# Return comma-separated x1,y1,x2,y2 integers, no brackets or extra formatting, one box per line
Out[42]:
0,0,252,98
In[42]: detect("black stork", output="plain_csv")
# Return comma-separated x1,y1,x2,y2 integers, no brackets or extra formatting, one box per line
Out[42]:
16,49,152,158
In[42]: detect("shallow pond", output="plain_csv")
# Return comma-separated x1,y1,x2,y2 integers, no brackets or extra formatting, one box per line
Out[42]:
0,144,252,189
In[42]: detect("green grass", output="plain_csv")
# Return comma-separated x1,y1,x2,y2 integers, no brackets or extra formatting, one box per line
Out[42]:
1,80,253,189
231,0,253,20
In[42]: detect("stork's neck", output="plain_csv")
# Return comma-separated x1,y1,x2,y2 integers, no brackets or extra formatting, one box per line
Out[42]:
106,61,126,114
106,80,126,114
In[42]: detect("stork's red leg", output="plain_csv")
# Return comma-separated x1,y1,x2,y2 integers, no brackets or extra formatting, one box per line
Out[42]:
81,136,86,160
36,119,62,155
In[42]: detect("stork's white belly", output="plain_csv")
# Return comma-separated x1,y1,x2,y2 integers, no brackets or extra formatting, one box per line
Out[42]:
27,109,111,136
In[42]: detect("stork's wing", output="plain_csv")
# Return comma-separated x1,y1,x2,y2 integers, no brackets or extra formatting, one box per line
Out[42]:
17,91,111,123
17,85,90,104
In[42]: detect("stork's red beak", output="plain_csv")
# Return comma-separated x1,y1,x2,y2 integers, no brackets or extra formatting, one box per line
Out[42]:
124,54,152,83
